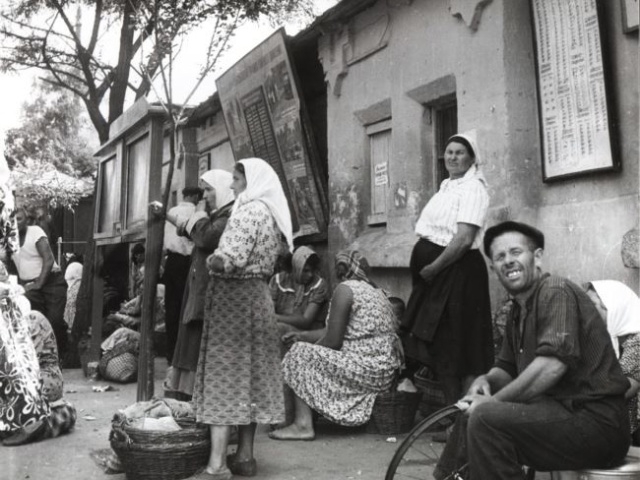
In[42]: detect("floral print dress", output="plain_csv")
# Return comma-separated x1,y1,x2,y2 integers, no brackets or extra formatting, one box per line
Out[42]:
283,279,403,426
0,297,50,432
193,201,287,425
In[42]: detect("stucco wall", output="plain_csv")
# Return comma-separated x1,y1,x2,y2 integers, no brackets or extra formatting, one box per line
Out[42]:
533,0,639,292
318,0,639,304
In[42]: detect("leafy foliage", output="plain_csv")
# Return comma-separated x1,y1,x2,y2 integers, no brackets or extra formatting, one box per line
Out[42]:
0,0,314,142
4,81,98,177
5,80,97,209
12,163,94,210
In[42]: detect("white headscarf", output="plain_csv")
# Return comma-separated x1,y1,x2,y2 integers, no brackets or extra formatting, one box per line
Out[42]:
232,158,293,251
446,130,487,186
64,262,83,288
590,280,640,358
200,169,234,210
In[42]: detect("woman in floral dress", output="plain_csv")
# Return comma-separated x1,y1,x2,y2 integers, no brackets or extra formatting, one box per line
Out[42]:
190,158,292,480
0,268,77,446
270,250,404,440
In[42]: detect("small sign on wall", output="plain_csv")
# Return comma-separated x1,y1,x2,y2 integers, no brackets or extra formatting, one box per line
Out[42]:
374,162,388,186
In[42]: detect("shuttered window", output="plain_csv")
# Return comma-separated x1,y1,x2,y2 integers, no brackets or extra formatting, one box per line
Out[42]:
367,119,391,225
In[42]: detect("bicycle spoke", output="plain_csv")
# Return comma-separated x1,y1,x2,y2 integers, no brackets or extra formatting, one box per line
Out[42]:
385,405,466,480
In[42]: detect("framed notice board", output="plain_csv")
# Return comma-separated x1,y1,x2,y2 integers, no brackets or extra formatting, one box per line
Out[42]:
531,0,619,182
216,29,328,239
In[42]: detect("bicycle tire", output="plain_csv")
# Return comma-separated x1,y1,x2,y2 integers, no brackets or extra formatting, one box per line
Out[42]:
385,404,467,480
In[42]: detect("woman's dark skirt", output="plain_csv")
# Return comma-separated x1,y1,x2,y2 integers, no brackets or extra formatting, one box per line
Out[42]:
401,238,494,378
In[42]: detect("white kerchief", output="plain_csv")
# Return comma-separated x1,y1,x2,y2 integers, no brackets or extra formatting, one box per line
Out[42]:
450,130,488,186
591,280,640,358
232,158,293,251
200,169,234,210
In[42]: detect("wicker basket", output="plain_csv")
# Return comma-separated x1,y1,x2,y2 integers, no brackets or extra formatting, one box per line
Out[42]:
110,418,210,480
414,367,447,417
366,390,422,435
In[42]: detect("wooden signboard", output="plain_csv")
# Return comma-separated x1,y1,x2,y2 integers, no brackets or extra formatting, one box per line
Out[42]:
531,0,619,181
216,29,327,238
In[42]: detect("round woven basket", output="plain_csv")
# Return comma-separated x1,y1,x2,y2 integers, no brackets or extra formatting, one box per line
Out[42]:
110,418,210,480
414,368,446,417
366,390,421,435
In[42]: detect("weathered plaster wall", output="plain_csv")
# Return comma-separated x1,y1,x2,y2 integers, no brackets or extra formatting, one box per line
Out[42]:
319,0,514,299
318,0,639,303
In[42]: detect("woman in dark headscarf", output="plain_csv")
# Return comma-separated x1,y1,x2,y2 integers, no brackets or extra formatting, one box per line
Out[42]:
269,250,403,441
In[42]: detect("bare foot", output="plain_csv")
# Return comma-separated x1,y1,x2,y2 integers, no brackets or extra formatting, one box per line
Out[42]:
268,424,315,441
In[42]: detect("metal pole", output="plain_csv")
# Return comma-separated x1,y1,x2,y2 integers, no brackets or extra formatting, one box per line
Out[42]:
57,237,62,266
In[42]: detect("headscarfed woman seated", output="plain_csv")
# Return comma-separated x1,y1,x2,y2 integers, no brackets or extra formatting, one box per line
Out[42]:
270,250,403,440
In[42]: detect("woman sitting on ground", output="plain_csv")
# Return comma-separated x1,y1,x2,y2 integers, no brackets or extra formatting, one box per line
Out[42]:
0,268,76,446
270,250,403,440
584,280,640,445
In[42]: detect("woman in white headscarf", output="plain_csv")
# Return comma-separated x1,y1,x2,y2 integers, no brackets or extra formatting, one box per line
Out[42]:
158,169,235,400
585,280,640,439
190,158,292,480
401,132,494,406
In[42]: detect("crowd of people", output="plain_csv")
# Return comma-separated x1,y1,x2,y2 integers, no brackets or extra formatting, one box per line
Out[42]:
150,138,637,480
1,134,638,480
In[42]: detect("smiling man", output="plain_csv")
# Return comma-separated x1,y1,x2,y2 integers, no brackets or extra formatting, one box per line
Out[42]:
437,221,631,480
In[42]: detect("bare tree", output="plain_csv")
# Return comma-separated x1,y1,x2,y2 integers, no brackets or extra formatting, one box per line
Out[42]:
1,0,315,373
1,0,314,143
133,1,241,399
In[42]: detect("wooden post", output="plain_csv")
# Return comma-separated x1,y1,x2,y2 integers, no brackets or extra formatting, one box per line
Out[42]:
136,116,166,401
89,246,104,362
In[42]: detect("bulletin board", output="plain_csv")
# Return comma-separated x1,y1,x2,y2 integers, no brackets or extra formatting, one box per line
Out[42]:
531,0,619,181
216,29,328,238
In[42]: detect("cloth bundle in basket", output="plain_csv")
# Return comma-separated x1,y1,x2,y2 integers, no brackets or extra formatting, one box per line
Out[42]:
366,389,422,435
110,418,210,480
99,329,139,383
414,366,446,416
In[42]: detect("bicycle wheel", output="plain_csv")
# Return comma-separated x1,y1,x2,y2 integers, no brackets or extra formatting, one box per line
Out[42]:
385,405,467,480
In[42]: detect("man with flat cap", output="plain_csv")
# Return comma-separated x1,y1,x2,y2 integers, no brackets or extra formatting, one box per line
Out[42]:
436,221,630,479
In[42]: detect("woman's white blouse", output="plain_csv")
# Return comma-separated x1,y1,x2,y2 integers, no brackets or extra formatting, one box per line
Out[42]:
414,165,489,249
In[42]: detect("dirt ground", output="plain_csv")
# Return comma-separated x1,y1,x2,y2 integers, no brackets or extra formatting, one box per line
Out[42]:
0,359,404,480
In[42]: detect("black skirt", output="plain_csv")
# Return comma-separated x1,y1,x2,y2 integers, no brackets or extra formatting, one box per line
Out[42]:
401,238,494,377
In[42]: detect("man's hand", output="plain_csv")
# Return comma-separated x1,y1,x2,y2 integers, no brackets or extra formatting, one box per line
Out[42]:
467,375,492,396
149,201,164,218
459,393,496,416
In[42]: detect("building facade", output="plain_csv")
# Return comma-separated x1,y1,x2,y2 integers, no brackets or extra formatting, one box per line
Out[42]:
299,0,638,302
